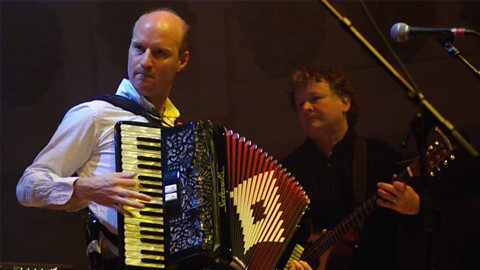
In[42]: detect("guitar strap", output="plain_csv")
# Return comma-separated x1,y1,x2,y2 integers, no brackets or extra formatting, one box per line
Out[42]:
352,135,367,212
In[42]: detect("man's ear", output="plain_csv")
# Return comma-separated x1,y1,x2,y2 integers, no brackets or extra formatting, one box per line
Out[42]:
177,50,190,73
341,95,351,113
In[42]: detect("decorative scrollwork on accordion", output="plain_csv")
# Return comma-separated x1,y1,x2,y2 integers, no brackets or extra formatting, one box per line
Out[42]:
163,123,217,254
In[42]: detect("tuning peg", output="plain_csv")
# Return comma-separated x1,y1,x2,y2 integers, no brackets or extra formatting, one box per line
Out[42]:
429,171,435,177
443,160,448,166
450,155,455,161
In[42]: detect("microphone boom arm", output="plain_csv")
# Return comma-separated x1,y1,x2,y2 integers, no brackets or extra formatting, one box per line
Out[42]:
320,0,479,157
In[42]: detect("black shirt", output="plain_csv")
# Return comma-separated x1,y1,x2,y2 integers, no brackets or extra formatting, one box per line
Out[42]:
281,129,408,270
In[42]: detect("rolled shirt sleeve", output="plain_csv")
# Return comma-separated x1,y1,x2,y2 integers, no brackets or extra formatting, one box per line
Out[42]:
16,104,97,211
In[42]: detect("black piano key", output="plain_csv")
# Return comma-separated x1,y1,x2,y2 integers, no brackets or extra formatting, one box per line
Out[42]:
141,249,164,256
140,210,164,217
142,191,163,197
141,238,164,245
137,144,161,151
138,156,162,162
140,183,162,189
144,203,163,209
141,258,164,264
139,222,163,229
138,175,162,181
138,164,162,170
136,136,161,143
140,230,163,237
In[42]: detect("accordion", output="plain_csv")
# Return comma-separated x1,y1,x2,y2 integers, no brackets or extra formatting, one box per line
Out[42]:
115,121,309,269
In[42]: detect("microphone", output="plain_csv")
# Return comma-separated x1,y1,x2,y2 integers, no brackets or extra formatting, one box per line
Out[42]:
390,22,476,42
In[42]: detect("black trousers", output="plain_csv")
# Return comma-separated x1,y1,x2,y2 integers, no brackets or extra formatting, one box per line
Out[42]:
101,258,119,270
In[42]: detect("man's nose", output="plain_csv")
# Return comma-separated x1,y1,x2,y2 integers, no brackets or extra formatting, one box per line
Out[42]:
302,101,313,111
140,50,153,68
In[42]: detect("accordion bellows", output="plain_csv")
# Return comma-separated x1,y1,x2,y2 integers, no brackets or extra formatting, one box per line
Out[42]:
115,121,309,269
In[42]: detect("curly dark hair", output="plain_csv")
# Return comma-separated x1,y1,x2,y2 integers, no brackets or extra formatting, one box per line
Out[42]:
288,65,360,127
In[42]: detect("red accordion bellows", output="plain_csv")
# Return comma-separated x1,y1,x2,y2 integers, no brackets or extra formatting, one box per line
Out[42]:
226,130,310,269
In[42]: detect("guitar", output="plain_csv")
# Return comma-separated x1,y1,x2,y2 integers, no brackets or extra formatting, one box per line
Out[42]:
285,127,456,270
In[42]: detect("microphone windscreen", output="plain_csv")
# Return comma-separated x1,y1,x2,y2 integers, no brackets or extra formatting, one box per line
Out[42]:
390,22,409,42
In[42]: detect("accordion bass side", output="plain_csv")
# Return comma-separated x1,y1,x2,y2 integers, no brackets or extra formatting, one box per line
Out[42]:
115,121,310,269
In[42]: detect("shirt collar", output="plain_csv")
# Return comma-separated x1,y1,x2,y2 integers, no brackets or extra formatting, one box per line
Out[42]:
303,128,356,158
335,128,356,152
115,79,180,126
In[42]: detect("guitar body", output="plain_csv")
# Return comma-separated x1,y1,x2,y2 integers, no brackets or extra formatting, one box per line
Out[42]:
308,229,359,270
321,231,358,270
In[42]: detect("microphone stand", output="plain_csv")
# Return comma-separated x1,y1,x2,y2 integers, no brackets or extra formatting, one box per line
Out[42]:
440,40,480,80
319,0,479,158
319,0,478,269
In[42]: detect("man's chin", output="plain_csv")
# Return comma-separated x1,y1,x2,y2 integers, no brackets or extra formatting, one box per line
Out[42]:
304,124,326,135
133,83,153,95
305,121,324,130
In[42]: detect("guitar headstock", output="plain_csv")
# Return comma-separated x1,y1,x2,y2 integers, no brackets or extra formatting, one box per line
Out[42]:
406,126,456,179
425,127,456,177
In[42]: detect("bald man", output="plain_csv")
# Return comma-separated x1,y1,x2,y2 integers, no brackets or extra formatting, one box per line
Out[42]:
17,9,190,268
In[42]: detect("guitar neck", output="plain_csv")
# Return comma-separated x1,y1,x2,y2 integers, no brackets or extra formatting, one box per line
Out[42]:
309,194,379,257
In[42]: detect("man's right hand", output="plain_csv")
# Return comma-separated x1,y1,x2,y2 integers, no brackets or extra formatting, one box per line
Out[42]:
289,260,313,270
71,172,151,216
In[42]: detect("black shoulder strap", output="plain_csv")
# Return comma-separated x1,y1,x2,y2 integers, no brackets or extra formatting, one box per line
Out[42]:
352,136,367,206
97,94,163,125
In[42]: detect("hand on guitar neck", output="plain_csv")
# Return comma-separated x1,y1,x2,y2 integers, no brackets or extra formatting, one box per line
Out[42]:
376,180,420,215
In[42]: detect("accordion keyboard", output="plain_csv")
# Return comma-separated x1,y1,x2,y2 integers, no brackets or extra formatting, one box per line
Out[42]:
117,122,166,269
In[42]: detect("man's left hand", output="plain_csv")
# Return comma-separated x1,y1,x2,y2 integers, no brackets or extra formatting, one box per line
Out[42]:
376,181,420,215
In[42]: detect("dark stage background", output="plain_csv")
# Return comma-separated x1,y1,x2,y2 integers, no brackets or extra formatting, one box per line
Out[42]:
1,1,479,269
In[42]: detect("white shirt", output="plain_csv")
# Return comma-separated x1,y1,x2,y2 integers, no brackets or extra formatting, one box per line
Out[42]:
16,79,180,235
